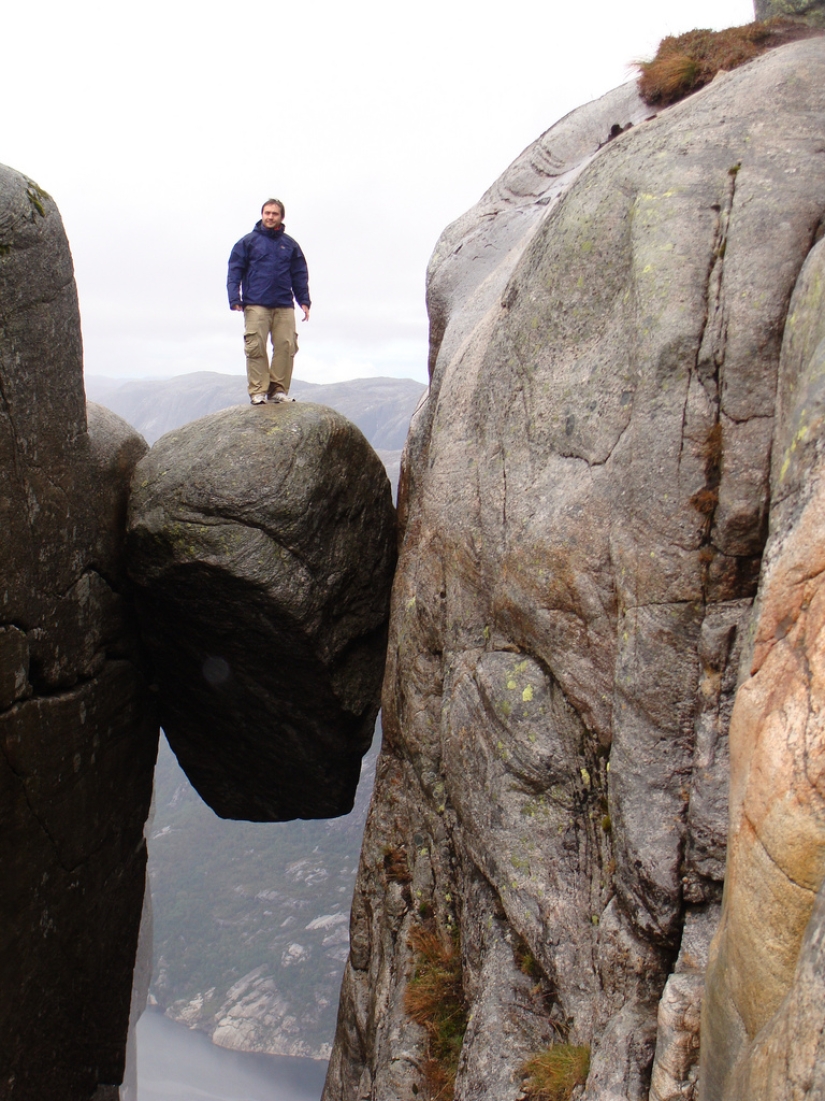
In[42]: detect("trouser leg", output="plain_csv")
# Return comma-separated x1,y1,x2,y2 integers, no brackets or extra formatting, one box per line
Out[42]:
267,308,297,395
243,305,272,396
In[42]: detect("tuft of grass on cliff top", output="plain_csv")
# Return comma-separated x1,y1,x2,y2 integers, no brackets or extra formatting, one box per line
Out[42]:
636,17,822,106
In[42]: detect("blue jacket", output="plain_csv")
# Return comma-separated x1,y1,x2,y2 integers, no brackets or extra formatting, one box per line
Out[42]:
227,222,311,310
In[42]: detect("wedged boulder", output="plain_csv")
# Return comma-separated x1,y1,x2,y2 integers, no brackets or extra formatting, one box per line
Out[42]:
126,402,396,821
324,37,825,1101
0,164,157,1099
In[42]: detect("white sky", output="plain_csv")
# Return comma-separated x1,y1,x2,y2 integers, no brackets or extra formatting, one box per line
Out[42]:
2,0,754,386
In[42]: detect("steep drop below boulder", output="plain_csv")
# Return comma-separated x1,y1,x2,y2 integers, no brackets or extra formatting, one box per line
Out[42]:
127,402,396,821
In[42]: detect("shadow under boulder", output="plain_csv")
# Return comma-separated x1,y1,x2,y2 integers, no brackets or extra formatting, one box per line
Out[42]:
126,402,396,821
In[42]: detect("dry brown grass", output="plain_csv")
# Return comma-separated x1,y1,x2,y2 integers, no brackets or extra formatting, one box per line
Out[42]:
522,1044,591,1101
404,927,467,1100
690,487,719,516
636,18,821,106
383,845,413,884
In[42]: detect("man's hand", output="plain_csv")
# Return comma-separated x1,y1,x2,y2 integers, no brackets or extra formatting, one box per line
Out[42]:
231,304,243,312
301,304,310,322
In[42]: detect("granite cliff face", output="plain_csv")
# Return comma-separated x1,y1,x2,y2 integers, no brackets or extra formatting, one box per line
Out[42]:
324,37,825,1101
0,164,158,1100
700,232,825,1099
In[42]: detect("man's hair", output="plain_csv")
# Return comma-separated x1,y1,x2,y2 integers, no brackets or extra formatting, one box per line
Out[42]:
261,198,285,217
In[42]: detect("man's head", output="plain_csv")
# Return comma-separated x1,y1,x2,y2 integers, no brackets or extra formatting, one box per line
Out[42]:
261,199,285,229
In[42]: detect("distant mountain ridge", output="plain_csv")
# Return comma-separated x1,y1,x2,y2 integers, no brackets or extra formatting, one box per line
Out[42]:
85,371,426,449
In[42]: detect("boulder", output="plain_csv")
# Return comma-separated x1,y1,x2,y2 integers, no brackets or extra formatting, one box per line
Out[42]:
126,402,396,821
323,38,825,1101
0,164,157,1099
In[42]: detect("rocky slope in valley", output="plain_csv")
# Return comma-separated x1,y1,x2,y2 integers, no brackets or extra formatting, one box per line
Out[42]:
146,733,378,1060
84,372,426,450
323,37,825,1101
0,165,158,1100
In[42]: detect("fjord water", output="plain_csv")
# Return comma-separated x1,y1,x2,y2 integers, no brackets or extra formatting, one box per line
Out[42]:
136,1011,327,1101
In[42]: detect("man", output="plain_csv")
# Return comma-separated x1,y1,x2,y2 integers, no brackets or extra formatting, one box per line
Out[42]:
227,199,311,405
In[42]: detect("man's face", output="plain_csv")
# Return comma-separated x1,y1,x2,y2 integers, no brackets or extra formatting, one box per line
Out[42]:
261,204,283,229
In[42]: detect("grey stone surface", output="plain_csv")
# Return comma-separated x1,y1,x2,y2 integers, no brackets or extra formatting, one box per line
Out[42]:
754,0,825,26
126,402,396,821
324,39,825,1101
650,906,718,1101
0,163,157,1099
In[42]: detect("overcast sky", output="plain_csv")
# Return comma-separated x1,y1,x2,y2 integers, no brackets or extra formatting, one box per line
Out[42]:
3,0,754,386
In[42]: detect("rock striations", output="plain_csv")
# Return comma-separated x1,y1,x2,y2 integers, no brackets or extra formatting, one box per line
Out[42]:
126,403,396,821
0,164,158,1100
323,37,825,1101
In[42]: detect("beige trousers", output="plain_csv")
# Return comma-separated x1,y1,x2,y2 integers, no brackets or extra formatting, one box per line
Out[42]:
243,305,297,397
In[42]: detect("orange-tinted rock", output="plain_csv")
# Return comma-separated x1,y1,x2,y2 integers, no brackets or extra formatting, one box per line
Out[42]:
700,235,825,1101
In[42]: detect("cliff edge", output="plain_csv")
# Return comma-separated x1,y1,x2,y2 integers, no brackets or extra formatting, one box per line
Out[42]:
324,36,825,1101
0,164,158,1100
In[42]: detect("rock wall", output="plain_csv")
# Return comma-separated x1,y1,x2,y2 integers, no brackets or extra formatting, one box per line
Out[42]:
0,165,158,1100
699,235,825,1099
324,38,825,1101
755,0,825,26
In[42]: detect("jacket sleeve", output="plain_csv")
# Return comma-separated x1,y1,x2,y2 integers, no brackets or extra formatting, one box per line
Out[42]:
226,238,247,308
290,245,311,308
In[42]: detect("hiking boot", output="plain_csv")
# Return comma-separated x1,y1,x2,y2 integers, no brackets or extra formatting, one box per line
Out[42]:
250,394,266,405
269,392,293,403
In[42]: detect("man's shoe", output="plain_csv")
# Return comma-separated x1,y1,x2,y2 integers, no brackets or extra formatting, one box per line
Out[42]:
269,392,293,403
250,394,266,405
